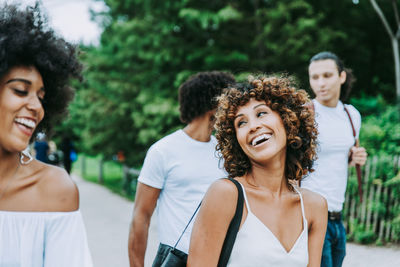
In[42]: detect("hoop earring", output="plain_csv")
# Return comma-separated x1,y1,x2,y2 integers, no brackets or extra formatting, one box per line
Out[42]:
20,147,33,165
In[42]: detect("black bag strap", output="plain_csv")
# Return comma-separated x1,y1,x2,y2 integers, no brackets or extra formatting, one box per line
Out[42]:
173,201,202,249
172,177,244,265
217,178,244,267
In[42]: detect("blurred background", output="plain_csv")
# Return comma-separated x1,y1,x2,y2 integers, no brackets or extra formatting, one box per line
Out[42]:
6,0,400,246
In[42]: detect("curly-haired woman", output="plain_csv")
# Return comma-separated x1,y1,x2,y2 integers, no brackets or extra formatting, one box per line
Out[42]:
0,3,92,266
128,71,235,267
188,75,327,267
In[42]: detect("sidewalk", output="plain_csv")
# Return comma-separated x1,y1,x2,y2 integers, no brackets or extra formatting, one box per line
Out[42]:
74,174,158,267
74,174,400,267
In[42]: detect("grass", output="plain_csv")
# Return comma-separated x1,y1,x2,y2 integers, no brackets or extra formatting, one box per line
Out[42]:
72,155,136,201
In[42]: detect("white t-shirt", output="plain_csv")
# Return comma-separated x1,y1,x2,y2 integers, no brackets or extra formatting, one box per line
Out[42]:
0,210,92,267
301,100,361,212
138,129,226,253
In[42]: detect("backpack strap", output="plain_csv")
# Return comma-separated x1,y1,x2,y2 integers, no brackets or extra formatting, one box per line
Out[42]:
217,178,244,267
343,105,363,202
305,100,363,202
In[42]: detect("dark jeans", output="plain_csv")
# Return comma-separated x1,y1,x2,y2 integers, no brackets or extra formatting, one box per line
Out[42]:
152,243,187,267
321,219,346,267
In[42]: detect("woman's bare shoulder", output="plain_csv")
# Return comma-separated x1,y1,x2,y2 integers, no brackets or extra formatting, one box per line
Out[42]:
209,178,239,194
202,178,241,211
36,163,79,212
207,178,243,201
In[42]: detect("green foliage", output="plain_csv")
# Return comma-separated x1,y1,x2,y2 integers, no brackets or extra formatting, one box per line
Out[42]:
57,0,399,166
359,105,400,156
350,95,387,116
58,1,400,244
354,227,376,245
306,0,396,101
392,213,400,243
344,97,400,244
70,0,345,166
72,155,135,200
345,149,399,244
347,219,376,245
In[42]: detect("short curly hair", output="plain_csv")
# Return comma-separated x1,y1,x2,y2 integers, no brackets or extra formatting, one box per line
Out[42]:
0,3,82,137
179,71,235,124
215,75,317,184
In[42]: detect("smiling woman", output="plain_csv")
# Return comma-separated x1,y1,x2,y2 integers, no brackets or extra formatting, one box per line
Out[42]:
0,3,92,267
0,66,45,151
188,75,328,267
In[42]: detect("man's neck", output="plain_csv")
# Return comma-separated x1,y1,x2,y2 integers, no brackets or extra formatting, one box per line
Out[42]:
315,97,339,108
183,114,213,142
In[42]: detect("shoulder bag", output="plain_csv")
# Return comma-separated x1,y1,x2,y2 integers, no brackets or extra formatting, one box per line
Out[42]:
160,178,244,267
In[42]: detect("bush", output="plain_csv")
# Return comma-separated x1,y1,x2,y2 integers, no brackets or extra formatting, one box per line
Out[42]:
359,105,400,156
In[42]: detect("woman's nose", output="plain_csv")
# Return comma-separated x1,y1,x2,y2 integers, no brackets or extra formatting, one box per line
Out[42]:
26,94,42,114
248,117,261,132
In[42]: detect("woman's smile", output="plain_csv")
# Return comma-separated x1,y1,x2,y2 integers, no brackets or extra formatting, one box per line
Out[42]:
250,133,272,147
234,98,287,162
0,66,44,152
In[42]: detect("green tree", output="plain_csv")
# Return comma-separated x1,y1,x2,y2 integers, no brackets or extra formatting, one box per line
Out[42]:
70,0,353,165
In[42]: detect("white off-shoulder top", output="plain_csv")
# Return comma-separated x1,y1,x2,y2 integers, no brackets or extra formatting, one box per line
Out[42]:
0,210,93,267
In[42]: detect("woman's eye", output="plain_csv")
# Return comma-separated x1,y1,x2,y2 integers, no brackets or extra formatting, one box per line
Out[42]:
13,88,28,96
257,111,267,117
237,120,246,127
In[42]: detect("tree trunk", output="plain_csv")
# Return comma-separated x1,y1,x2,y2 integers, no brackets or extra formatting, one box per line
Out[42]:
370,0,400,116
392,38,400,114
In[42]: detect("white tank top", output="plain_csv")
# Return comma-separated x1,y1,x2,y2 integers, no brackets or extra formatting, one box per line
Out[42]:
227,183,308,267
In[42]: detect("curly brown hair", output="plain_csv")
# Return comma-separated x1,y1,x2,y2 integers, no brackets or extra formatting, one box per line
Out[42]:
215,75,317,184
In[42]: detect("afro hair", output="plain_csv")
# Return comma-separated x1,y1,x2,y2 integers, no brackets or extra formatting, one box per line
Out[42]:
0,3,82,137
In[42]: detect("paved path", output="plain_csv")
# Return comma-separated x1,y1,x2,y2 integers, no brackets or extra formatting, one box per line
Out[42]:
74,175,158,267
74,175,400,267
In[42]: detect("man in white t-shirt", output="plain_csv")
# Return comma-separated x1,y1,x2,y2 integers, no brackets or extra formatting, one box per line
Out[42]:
128,71,235,267
301,52,368,267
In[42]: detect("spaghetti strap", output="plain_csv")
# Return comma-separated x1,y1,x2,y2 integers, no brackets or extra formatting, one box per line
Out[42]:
293,187,307,225
237,182,252,213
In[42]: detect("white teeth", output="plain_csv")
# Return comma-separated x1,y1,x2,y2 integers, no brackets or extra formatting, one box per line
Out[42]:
15,118,36,129
251,134,272,146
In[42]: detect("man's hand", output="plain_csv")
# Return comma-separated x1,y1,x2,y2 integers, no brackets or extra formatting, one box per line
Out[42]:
349,146,368,166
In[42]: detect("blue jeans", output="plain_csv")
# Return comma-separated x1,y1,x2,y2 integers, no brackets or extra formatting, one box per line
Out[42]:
321,219,346,267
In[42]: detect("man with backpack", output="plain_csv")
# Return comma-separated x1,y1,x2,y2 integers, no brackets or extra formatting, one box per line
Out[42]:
301,52,368,267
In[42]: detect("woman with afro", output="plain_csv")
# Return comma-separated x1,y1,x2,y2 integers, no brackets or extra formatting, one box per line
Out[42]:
188,75,327,266
0,3,92,266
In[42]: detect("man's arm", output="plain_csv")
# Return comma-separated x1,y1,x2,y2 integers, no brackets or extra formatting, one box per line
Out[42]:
128,182,161,267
